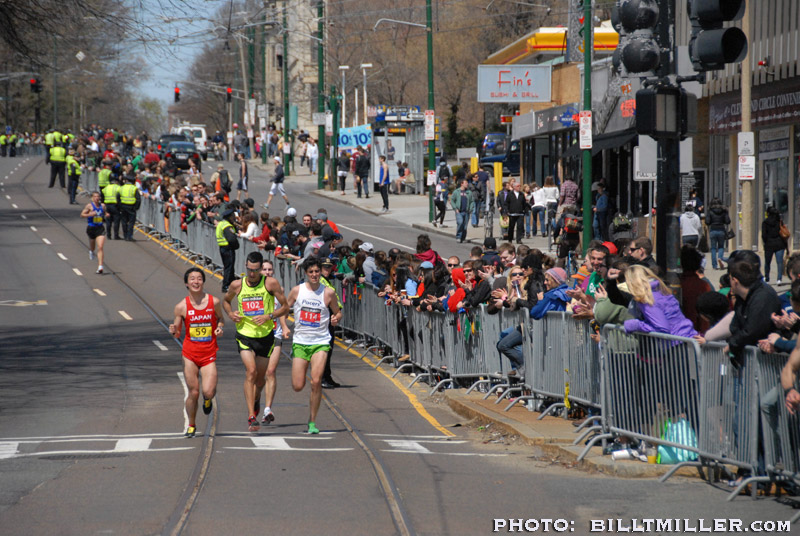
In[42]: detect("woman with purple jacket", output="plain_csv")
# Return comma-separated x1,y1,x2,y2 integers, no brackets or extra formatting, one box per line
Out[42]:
623,265,698,338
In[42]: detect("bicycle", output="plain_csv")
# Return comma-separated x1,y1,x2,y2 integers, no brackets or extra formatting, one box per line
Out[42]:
483,202,494,239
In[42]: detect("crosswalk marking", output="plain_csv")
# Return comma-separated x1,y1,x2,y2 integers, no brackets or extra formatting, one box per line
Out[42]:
118,310,132,320
73,268,83,276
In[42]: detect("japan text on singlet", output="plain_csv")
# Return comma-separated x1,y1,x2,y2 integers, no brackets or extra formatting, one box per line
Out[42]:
183,295,219,359
236,276,275,338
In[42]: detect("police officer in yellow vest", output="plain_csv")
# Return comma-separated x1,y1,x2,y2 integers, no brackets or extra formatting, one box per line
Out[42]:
44,129,54,164
117,175,140,241
103,177,121,238
66,148,82,204
216,207,240,292
0,133,7,157
8,132,17,157
53,129,63,146
49,143,67,188
97,161,112,190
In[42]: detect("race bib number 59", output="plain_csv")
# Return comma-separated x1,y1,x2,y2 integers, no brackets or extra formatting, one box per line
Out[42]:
189,323,212,342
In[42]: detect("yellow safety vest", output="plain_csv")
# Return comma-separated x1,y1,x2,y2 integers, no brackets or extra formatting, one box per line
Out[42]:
53,131,62,143
215,220,233,247
119,184,137,205
97,168,111,188
0,135,6,145
44,132,54,146
235,276,275,338
66,156,82,176
102,183,120,204
49,146,66,162
320,276,343,308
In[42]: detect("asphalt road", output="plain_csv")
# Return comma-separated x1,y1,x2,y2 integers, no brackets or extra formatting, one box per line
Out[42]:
0,156,796,535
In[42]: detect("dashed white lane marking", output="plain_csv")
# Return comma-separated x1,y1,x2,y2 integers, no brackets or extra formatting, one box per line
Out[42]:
118,310,132,320
30,226,37,232
11,203,17,208
72,268,83,276
93,288,106,296
178,372,189,430
57,253,67,260
42,238,51,245
20,214,26,220
336,223,411,250
4,195,9,199
153,340,168,351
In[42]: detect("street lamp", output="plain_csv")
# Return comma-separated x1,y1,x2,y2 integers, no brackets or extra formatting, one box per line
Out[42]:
339,65,349,128
373,3,436,221
359,63,372,125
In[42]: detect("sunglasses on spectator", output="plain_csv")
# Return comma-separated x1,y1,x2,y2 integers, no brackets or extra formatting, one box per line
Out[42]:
447,263,459,267
510,272,524,277
463,268,474,273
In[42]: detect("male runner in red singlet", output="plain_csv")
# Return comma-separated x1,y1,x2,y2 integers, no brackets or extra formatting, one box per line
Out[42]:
169,268,225,437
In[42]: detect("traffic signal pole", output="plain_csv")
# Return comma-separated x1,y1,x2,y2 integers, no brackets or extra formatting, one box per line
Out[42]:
283,3,292,176
581,0,593,251
317,0,325,190
426,0,435,222
654,0,681,284
740,2,752,250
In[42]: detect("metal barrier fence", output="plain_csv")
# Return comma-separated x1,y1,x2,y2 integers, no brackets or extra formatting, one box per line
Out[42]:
111,184,800,504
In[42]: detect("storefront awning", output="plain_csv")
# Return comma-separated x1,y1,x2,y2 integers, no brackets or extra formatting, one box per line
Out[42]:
562,129,637,158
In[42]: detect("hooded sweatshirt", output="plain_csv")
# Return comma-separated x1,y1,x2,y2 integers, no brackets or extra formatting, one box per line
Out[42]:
624,280,697,338
445,268,467,313
530,284,570,319
414,248,444,266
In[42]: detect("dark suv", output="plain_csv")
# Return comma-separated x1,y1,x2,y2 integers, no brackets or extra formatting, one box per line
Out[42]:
157,133,190,156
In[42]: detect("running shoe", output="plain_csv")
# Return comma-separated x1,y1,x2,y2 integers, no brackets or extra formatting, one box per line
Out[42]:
253,398,261,416
96,266,104,274
248,415,260,432
185,426,196,438
202,397,213,415
262,409,275,424
89,250,94,260
307,422,319,435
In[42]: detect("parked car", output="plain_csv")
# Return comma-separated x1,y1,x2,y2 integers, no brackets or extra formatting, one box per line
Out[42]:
480,132,508,158
164,141,202,171
480,139,520,176
157,133,190,157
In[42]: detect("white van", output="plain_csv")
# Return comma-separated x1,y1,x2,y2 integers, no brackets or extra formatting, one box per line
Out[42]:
171,124,208,160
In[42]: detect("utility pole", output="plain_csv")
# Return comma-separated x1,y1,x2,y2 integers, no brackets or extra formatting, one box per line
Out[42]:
317,0,325,190
53,36,58,126
426,0,435,222
262,11,269,165
580,0,592,250
739,1,752,250
247,25,256,157
283,1,292,175
237,33,251,157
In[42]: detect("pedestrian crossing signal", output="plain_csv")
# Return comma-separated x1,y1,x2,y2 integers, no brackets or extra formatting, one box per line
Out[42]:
30,78,42,93
174,86,181,103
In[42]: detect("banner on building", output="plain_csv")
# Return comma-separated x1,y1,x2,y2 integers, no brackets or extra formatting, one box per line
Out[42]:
338,124,372,149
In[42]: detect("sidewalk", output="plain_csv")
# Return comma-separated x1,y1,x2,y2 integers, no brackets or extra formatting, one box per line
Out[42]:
439,389,707,479
257,162,741,286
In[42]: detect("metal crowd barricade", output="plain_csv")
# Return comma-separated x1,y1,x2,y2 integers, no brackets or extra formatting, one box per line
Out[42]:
728,347,797,503
514,311,568,412
579,325,704,463
660,342,759,486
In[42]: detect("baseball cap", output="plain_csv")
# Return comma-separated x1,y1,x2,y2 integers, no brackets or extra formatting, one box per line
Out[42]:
602,241,618,255
286,207,297,217
217,163,224,169
221,207,236,218
483,237,497,249
315,211,328,221
419,261,434,269
359,242,374,253
274,156,281,163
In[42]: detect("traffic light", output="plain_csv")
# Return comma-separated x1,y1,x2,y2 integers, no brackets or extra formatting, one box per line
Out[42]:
174,86,180,103
635,85,697,139
688,0,747,72
29,78,42,93
226,87,232,103
612,0,661,76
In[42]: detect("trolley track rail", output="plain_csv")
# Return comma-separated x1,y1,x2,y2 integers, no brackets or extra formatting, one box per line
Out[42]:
14,159,417,536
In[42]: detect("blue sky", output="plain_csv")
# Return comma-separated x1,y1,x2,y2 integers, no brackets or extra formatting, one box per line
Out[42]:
134,0,231,105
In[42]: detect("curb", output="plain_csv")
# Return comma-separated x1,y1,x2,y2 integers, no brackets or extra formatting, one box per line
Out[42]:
309,188,482,245
444,391,704,480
